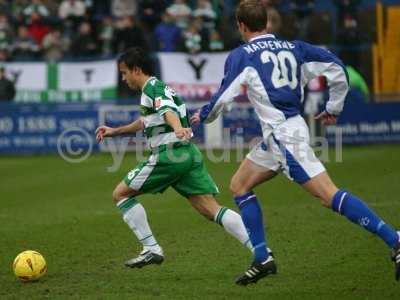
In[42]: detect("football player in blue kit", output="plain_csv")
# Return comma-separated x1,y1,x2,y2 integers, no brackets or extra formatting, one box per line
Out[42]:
191,0,400,286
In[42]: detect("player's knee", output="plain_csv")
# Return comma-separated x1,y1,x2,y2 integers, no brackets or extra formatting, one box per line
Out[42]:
112,188,122,204
229,178,246,196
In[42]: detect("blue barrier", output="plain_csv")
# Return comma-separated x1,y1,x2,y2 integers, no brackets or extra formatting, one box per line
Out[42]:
222,93,400,145
0,103,205,154
0,103,100,154
0,97,399,154
327,97,400,144
223,104,262,144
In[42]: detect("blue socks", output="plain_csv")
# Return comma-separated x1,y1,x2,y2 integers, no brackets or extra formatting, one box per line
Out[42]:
332,189,399,248
234,192,269,263
234,189,398,264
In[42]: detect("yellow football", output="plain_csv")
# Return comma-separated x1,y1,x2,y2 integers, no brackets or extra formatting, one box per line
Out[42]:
13,250,47,282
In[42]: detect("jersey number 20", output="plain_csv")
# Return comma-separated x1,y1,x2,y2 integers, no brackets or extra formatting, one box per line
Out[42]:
261,50,298,89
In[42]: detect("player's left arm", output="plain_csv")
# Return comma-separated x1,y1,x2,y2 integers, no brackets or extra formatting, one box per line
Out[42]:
299,42,349,125
154,94,192,141
164,111,192,140
190,50,246,125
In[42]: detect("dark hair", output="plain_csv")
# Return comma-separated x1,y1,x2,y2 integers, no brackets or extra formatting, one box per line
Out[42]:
117,47,154,75
236,0,268,32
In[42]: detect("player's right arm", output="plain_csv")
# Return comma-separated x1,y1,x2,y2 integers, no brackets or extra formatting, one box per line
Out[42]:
190,49,246,125
95,118,144,142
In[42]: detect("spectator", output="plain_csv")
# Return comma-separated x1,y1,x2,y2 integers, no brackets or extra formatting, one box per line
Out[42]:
0,0,10,15
193,0,217,30
208,30,224,51
0,49,10,61
91,0,112,17
218,14,241,49
58,0,86,34
153,12,181,52
210,0,224,19
183,20,202,54
113,16,148,53
334,0,361,22
111,0,137,18
167,0,192,29
23,0,50,19
220,0,236,17
42,28,65,61
59,0,86,19
99,16,114,57
41,0,60,18
10,0,29,25
70,21,98,57
337,16,362,67
0,66,16,102
266,6,282,35
290,0,314,40
12,25,40,60
261,0,281,5
138,0,167,32
27,12,50,46
0,14,13,53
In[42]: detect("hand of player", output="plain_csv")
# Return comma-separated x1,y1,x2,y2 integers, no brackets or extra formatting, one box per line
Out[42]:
95,126,116,142
175,127,193,141
315,111,337,126
189,110,201,125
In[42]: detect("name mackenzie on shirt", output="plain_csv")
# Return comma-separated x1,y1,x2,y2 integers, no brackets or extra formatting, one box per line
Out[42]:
243,40,296,54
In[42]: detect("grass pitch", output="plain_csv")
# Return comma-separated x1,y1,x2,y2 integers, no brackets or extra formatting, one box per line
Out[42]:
1,145,400,299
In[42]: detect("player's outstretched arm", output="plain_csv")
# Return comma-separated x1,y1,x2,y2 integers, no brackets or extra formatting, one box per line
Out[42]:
164,111,192,140
95,118,144,142
189,109,201,125
191,50,245,125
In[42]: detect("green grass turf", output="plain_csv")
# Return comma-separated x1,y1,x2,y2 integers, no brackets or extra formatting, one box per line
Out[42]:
1,145,400,299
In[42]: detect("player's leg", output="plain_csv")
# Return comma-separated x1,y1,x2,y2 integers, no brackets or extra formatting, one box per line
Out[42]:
113,180,163,256
273,122,399,250
114,156,175,268
271,115,400,280
187,194,253,252
302,171,400,280
173,144,254,252
230,142,279,265
230,155,279,285
303,171,400,247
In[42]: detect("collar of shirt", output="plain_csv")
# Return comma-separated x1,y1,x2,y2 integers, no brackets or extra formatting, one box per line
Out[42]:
142,76,156,92
249,34,276,43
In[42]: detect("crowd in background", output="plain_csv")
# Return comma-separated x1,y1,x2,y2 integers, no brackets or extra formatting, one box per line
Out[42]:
0,0,369,62
0,0,374,100
0,0,234,62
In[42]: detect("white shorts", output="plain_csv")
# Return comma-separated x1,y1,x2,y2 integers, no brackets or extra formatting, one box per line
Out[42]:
246,115,325,184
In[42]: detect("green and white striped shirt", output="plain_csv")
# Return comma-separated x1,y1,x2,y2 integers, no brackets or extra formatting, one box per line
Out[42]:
141,77,190,148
